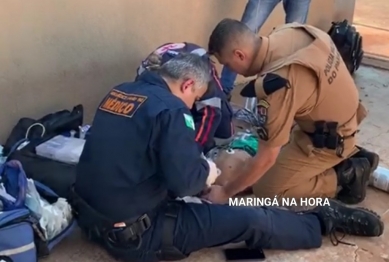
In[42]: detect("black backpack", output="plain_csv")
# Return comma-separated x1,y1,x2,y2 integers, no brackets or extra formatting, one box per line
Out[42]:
328,20,364,75
3,105,84,198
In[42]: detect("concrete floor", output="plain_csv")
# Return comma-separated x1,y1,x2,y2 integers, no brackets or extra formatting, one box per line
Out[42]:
42,66,389,262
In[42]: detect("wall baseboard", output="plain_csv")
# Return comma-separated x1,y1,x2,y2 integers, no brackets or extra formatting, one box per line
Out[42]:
362,53,389,71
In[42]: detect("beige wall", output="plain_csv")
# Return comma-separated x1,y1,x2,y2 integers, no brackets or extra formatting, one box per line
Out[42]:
0,0,355,142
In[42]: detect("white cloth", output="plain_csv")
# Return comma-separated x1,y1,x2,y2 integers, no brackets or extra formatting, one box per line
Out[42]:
176,157,220,204
206,159,220,186
178,196,212,204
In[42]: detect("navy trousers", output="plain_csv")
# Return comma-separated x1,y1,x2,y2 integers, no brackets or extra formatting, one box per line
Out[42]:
102,201,322,261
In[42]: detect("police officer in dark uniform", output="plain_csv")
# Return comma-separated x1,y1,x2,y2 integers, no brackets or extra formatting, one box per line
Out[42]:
136,42,234,153
72,53,384,262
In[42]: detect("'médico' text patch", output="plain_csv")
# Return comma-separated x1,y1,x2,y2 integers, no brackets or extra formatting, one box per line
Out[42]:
98,89,147,118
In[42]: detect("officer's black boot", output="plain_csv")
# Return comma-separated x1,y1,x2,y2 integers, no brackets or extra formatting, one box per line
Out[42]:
312,199,384,244
352,146,380,171
335,157,371,204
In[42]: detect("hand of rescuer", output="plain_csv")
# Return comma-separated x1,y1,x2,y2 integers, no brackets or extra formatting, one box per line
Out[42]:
202,184,229,204
205,159,220,186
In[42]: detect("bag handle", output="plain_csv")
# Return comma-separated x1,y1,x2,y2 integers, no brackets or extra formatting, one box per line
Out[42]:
5,123,46,159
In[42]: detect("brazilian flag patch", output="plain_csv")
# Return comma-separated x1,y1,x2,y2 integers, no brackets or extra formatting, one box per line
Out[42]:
183,113,195,130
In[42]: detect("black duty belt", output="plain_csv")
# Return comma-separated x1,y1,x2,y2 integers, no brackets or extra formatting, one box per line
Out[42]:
69,187,151,249
71,188,187,260
304,121,357,158
105,213,151,248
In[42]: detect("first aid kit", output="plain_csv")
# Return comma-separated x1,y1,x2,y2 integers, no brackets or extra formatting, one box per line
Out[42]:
0,160,76,262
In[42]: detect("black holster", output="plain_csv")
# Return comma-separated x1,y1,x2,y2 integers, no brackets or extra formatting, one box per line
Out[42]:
305,121,355,158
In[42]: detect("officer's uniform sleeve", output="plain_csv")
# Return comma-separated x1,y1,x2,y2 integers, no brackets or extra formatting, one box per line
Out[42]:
157,108,210,197
193,104,222,152
193,75,223,152
255,68,298,147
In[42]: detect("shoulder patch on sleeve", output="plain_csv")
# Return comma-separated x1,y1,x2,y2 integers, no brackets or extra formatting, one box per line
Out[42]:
240,80,257,98
257,126,269,141
183,113,195,130
256,99,269,140
262,73,290,96
257,99,269,125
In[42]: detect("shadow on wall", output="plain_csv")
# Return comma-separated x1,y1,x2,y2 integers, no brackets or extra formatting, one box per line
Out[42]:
0,0,349,142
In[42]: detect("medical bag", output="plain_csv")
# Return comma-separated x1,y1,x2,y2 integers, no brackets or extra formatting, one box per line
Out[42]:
0,160,76,262
4,105,84,199
8,143,77,199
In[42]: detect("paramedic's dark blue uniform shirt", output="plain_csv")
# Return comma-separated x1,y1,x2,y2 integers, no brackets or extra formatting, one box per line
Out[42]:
75,71,209,221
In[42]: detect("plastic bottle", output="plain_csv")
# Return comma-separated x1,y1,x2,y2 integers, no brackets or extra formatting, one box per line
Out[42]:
369,166,389,193
78,125,91,139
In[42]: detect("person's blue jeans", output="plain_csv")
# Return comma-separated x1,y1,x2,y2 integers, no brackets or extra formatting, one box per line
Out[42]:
220,0,312,94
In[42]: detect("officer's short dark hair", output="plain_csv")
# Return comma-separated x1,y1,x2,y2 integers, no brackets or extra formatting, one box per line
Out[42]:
208,18,252,55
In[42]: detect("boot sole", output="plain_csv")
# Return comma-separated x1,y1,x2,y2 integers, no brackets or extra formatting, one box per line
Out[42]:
330,200,384,236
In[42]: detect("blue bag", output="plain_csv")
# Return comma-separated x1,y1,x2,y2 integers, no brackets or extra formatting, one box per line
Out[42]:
0,160,77,262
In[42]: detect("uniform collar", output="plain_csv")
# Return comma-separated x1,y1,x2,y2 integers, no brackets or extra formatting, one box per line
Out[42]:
249,37,269,73
137,71,170,90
